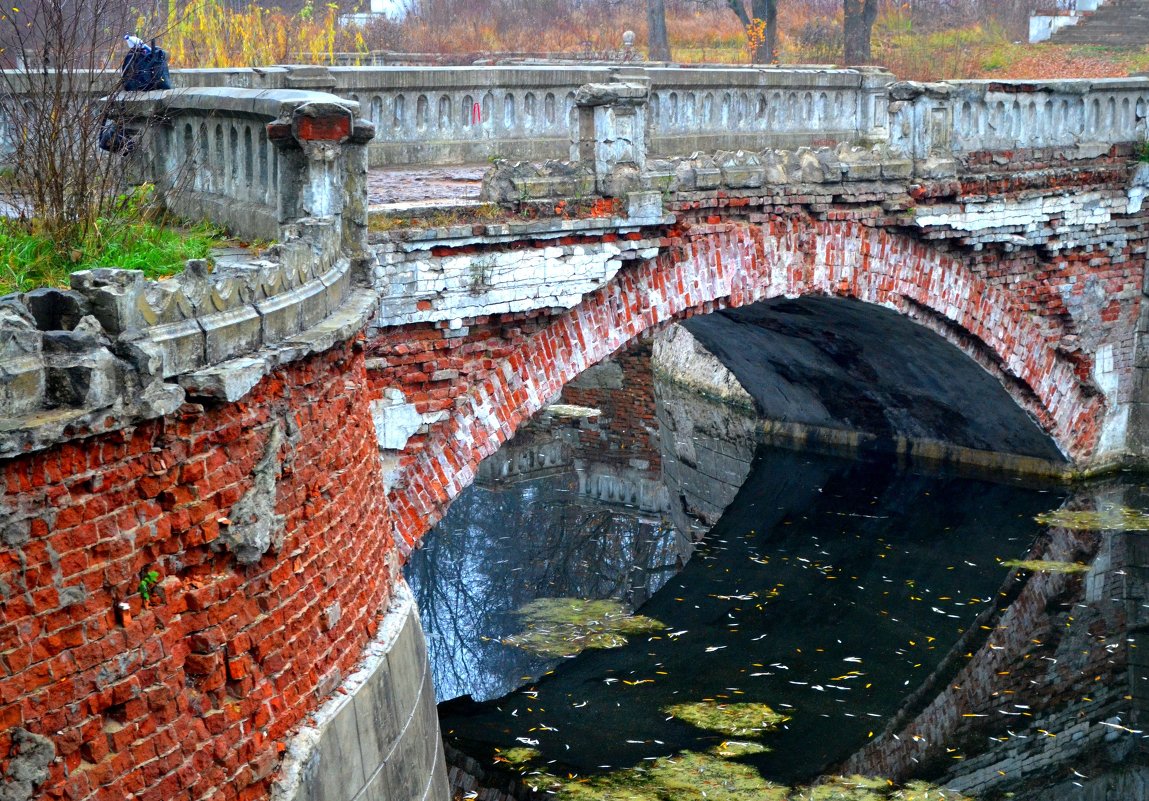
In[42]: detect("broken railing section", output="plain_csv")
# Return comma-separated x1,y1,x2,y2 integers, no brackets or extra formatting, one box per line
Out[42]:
116,88,376,249
0,220,374,457
887,78,1149,177
0,90,383,457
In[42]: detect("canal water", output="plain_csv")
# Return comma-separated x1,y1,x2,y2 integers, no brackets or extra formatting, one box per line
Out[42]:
406,341,1149,800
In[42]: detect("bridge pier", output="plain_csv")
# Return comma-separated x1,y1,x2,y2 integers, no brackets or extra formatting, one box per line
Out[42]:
272,583,448,801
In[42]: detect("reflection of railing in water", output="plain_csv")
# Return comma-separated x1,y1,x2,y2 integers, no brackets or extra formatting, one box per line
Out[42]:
845,485,1149,799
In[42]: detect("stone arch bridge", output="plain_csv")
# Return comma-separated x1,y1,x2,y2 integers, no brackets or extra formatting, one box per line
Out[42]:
2,65,1149,801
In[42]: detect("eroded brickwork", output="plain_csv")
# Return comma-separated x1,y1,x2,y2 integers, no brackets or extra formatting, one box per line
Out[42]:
0,342,397,801
373,199,1141,552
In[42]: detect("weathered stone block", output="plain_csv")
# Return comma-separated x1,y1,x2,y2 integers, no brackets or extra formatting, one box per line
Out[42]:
23,287,91,331
0,305,45,418
371,397,423,450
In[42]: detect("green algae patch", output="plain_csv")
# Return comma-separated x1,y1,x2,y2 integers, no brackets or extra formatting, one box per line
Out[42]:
1035,505,1149,532
1002,559,1091,574
793,775,888,801
538,750,790,801
664,701,790,737
505,753,971,801
499,747,541,765
502,598,665,658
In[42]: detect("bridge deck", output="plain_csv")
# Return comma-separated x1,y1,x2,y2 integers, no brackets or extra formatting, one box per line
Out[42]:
367,164,485,210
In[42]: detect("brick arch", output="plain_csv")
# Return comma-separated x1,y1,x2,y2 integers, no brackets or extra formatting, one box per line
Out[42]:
385,220,1103,550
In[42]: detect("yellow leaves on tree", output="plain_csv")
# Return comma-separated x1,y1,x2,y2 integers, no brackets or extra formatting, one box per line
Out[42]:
155,0,344,68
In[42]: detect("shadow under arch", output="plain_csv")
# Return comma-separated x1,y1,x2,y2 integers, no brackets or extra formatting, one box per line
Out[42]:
672,295,1066,468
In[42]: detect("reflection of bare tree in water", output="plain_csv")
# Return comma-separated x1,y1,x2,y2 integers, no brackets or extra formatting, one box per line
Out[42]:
407,471,684,702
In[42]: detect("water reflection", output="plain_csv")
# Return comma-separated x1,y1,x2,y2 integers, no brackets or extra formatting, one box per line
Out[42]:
406,343,1149,800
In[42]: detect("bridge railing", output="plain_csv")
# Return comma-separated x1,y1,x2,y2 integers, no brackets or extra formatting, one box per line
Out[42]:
888,78,1149,169
166,64,895,167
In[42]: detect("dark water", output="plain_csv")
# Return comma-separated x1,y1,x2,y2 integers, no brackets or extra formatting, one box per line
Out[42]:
406,349,1149,800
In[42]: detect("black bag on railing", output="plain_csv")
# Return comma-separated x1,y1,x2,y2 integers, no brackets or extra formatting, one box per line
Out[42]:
121,40,171,92
98,121,135,153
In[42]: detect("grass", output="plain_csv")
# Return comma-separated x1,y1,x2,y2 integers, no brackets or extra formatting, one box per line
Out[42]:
0,202,225,296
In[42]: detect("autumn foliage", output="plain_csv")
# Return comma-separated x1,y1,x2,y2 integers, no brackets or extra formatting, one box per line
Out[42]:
146,0,1149,80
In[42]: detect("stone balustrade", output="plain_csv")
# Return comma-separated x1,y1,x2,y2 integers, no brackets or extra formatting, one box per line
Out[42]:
888,78,1149,173
117,87,375,244
0,88,380,456
166,64,897,166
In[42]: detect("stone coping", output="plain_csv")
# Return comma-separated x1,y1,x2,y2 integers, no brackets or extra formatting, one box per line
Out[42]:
117,86,362,120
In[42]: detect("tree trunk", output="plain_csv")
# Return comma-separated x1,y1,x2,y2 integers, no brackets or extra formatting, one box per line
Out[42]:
729,0,776,64
647,0,671,62
843,0,879,64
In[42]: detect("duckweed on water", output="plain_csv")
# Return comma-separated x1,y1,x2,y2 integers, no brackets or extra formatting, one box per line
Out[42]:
507,752,971,801
1001,559,1091,574
501,598,665,658
664,701,790,737
1035,505,1149,531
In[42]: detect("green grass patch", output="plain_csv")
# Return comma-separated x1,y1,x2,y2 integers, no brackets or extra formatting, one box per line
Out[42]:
0,188,227,295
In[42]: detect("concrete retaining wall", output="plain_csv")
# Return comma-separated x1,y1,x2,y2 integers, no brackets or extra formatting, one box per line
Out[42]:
273,582,449,801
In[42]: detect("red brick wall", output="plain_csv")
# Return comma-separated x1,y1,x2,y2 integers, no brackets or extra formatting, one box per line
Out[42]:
1,342,396,801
